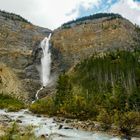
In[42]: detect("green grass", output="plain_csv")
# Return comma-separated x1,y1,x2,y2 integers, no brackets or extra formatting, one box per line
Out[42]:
0,93,25,111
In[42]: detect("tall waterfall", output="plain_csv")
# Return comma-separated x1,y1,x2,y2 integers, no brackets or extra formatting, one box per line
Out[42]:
40,34,51,86
34,34,52,102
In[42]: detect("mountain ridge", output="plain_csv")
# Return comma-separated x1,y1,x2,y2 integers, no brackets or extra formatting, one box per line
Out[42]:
61,13,123,28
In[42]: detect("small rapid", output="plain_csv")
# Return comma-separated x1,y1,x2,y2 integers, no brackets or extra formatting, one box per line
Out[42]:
0,109,139,140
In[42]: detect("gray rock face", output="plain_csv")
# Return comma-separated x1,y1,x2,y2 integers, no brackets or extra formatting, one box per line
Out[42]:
0,115,12,122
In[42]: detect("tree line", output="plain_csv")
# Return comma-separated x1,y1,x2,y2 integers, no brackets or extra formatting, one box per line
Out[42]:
0,10,31,24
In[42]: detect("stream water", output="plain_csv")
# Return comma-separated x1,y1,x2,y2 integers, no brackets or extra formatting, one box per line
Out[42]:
0,109,139,140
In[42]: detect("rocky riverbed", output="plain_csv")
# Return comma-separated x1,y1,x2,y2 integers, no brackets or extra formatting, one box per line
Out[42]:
0,109,140,140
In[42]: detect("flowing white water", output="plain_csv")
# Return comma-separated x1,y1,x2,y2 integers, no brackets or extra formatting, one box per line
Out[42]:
41,34,52,87
0,110,140,140
34,34,52,101
36,87,44,100
0,109,139,140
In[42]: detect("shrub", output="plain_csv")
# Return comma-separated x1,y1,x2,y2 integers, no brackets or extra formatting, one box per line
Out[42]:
29,97,56,116
0,93,25,111
0,123,41,140
97,109,112,130
113,111,140,134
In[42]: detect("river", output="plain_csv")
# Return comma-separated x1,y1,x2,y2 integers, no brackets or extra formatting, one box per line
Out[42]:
0,109,139,140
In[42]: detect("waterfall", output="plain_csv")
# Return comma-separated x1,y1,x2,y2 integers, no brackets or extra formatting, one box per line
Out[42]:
34,34,52,102
35,87,44,100
40,34,52,87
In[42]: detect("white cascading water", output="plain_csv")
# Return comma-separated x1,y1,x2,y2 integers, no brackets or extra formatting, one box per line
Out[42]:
41,34,52,87
35,34,52,101
1,109,136,140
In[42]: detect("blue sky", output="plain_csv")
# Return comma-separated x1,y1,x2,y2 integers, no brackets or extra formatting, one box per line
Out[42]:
78,0,118,17
0,0,140,29
78,0,140,23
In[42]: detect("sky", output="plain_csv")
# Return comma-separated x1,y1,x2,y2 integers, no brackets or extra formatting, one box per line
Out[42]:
0,0,140,30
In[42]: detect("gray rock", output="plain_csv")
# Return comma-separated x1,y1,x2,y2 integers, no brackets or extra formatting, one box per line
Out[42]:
0,115,12,122
16,119,22,123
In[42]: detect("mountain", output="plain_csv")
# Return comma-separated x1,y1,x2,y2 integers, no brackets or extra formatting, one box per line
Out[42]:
51,13,140,71
0,10,52,102
0,11,140,102
0,11,140,137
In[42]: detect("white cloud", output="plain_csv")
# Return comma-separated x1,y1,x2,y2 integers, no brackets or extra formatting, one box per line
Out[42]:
79,0,101,9
0,0,100,30
1,0,139,29
109,0,140,26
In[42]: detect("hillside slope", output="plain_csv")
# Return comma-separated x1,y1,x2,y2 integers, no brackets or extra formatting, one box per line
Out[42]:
51,13,139,71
